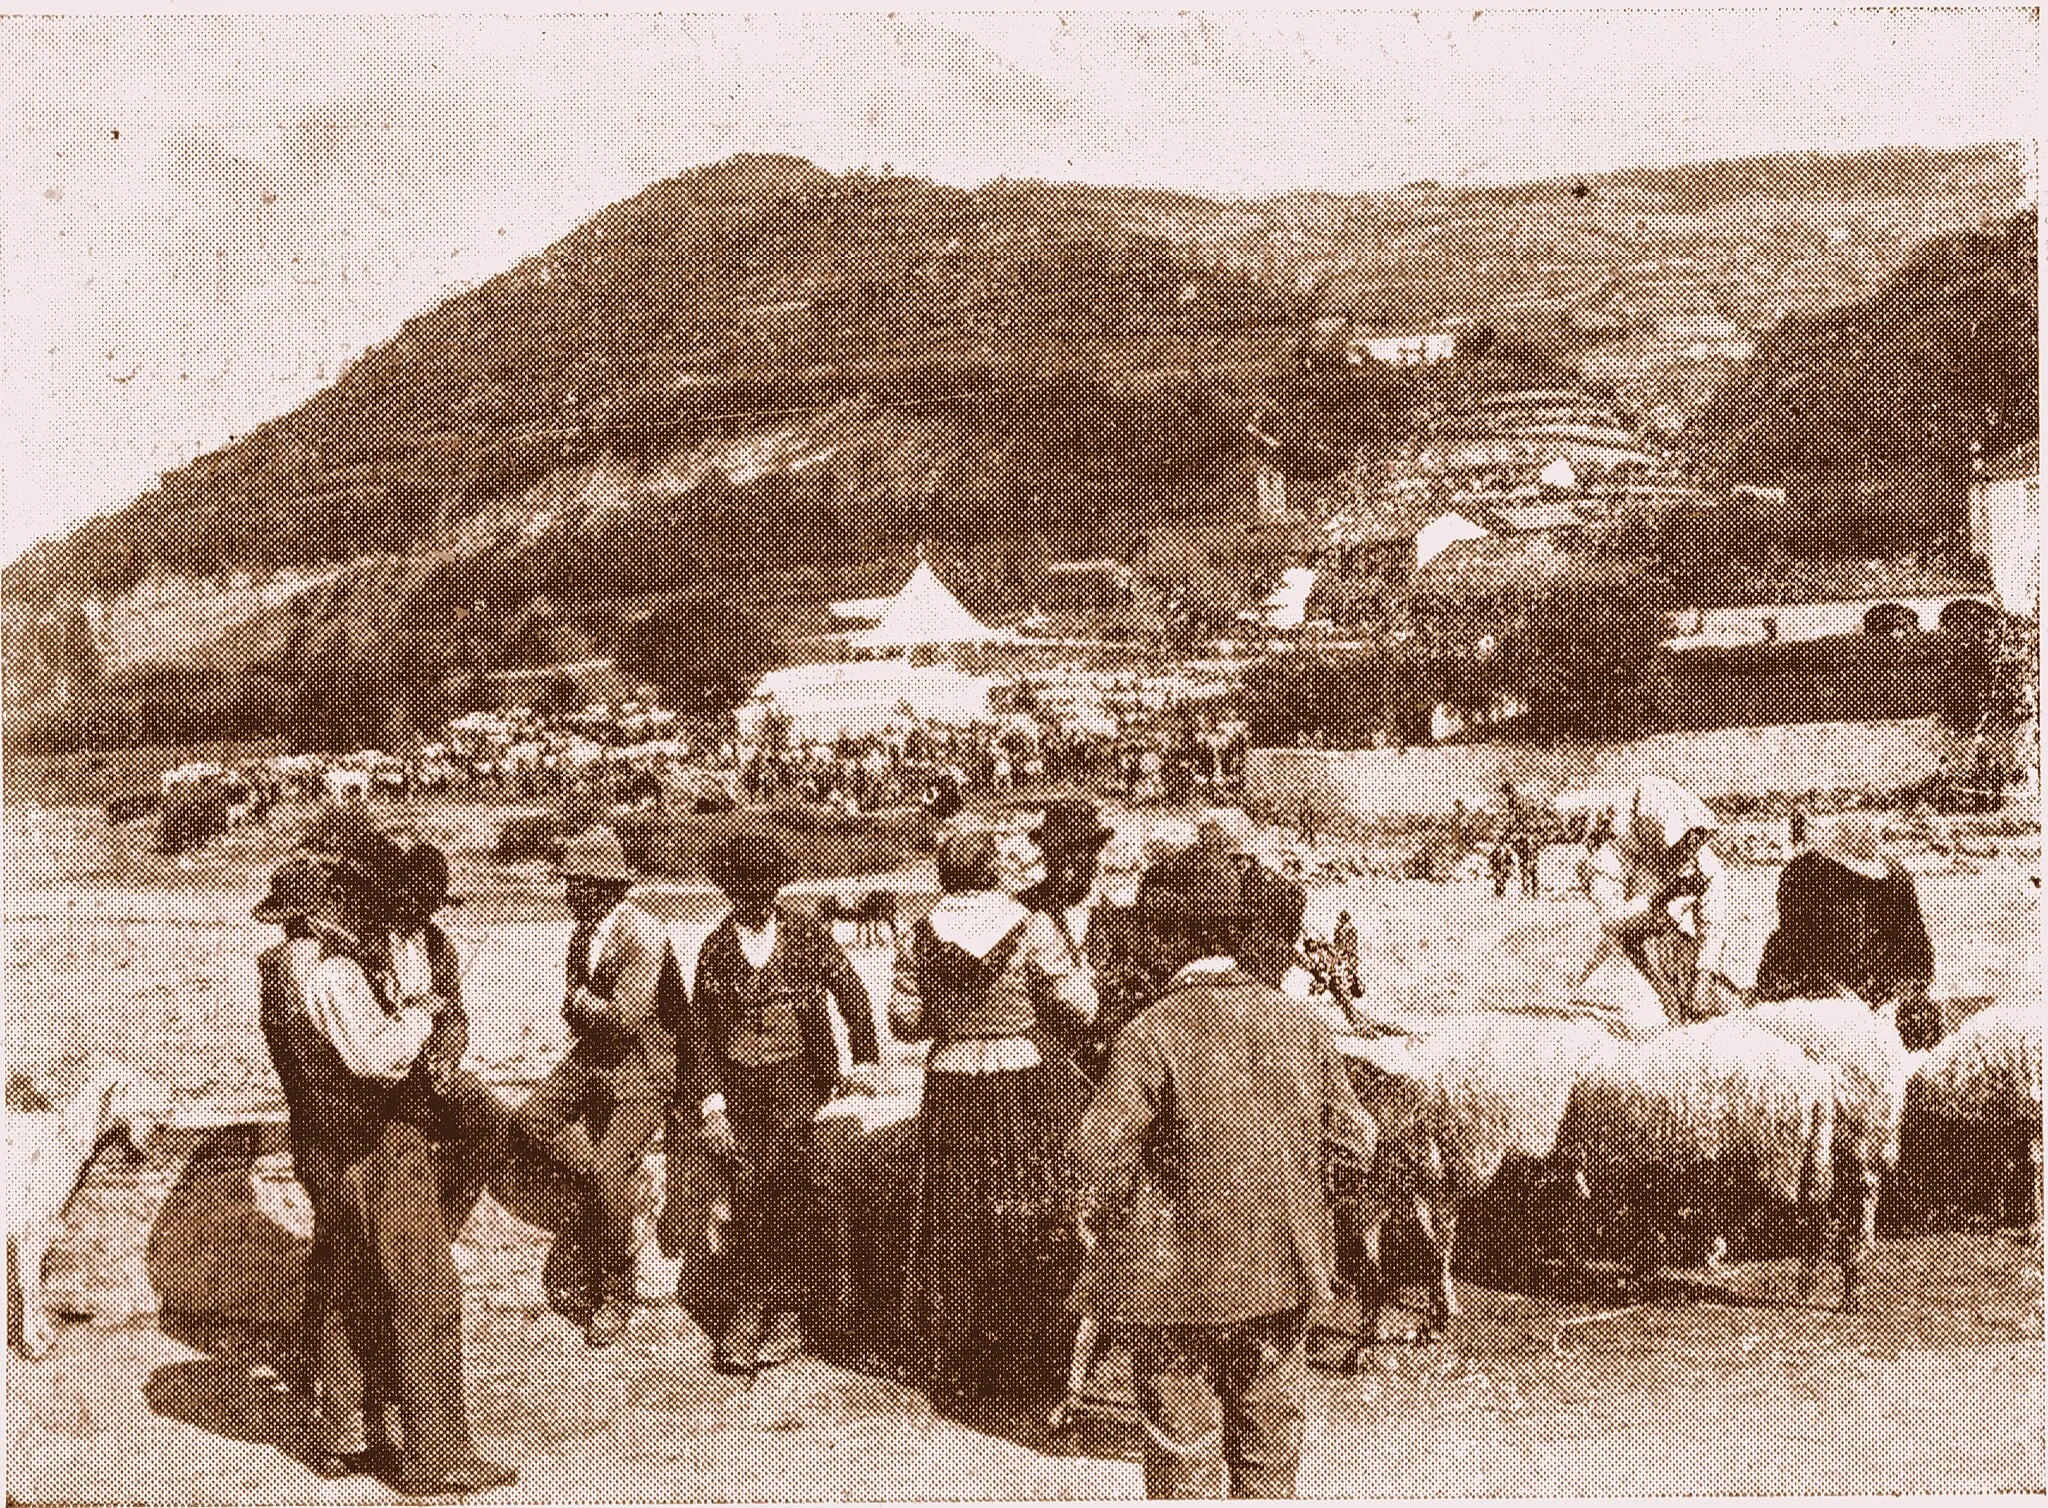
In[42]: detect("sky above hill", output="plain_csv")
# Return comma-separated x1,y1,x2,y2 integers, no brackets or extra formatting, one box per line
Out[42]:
3,8,2037,568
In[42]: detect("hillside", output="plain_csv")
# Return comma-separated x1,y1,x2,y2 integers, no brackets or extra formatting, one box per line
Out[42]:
0,145,2032,753
4,144,2026,610
1686,207,2038,550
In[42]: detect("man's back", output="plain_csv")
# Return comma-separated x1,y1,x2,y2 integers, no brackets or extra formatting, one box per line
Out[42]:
1070,964,1373,1327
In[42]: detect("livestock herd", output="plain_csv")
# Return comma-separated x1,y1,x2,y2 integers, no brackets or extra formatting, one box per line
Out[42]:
1332,999,2041,1348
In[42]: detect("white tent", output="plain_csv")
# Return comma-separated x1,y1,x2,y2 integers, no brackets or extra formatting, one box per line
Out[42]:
1260,566,1318,630
1539,456,1579,491
740,659,999,740
1414,511,1491,571
854,561,1009,650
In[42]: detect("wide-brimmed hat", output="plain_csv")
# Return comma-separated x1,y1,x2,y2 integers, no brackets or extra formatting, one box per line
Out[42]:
558,826,637,885
705,824,794,895
1136,845,1250,926
304,806,411,896
934,824,1002,893
1812,814,1890,880
397,843,463,910
1030,798,1114,853
252,852,333,923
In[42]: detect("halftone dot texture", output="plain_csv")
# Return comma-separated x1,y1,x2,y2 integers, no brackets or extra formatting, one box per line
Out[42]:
4,11,2041,1501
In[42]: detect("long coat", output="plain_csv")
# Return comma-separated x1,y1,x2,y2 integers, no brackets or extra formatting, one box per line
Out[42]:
1066,964,1377,1328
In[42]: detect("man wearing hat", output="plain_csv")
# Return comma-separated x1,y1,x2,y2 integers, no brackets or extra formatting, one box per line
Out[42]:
1754,813,1936,1043
679,823,880,1374
290,810,514,1496
1018,799,1123,1072
514,825,681,1348
380,837,514,1229
254,851,383,1477
1066,844,1376,1499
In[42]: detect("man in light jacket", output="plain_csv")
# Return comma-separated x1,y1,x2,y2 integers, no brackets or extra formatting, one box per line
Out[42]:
514,826,680,1348
1067,845,1377,1498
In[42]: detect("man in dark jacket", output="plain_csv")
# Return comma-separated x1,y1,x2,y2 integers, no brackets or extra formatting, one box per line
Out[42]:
680,824,881,1374
513,826,681,1347
1067,846,1377,1499
255,852,382,1476
294,812,514,1497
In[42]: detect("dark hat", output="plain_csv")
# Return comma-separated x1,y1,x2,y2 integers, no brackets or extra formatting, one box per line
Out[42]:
397,843,462,910
1136,845,1251,925
304,805,411,896
706,824,795,894
934,825,1001,892
558,826,637,885
252,852,333,923
1030,798,1114,853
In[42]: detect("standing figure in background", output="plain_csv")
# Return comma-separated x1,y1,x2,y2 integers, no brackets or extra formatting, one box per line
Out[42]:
254,853,376,1478
889,825,1097,1410
1755,814,1938,1046
1558,777,1730,1035
1066,845,1376,1499
1330,909,1360,998
682,826,879,1375
1018,799,1117,1074
1500,782,1541,900
513,826,679,1348
293,815,514,1497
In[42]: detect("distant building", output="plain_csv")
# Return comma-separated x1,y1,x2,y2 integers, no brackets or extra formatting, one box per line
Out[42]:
1968,438,2040,617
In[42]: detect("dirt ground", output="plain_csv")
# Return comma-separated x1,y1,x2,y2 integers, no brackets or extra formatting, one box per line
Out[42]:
6,803,2043,1498
8,1226,2040,1499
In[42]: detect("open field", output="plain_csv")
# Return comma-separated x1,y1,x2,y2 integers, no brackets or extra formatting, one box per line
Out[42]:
5,800,2041,1498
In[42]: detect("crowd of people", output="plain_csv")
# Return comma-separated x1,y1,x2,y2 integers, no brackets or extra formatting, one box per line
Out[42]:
729,716,1249,816
243,765,1948,1500
245,793,1344,1498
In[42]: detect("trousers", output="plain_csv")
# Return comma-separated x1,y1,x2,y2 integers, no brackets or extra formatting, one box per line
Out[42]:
516,1053,664,1299
1127,1308,1308,1499
331,1118,476,1480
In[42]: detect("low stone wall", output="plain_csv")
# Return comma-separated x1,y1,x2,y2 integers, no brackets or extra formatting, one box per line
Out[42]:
1247,718,1957,822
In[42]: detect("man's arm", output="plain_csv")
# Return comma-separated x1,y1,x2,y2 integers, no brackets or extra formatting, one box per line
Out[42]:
886,932,930,1042
426,926,465,1015
570,909,666,1033
1067,1020,1164,1219
1874,871,1936,1000
305,957,434,1084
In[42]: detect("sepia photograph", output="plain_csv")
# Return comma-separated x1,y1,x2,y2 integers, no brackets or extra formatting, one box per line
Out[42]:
3,7,2040,1500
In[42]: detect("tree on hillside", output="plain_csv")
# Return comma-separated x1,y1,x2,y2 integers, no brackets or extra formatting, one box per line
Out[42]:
1687,209,2038,547
1508,562,1668,742
615,598,786,718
